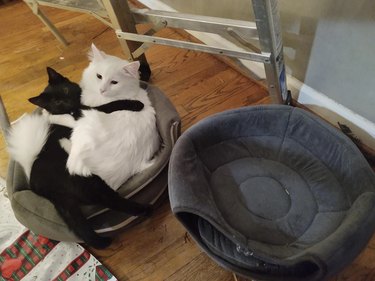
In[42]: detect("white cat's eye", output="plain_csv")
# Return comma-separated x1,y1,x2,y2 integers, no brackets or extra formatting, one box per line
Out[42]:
111,80,118,85
96,74,102,79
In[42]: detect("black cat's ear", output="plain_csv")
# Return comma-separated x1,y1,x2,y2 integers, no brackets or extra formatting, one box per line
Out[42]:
29,95,47,108
46,67,66,84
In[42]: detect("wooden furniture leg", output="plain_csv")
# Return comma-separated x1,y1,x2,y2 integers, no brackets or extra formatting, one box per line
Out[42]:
101,0,151,81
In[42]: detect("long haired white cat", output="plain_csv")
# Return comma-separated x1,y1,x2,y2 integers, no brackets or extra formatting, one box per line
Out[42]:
50,44,160,190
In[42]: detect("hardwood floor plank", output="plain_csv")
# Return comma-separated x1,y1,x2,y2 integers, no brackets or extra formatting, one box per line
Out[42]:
165,253,234,281
89,204,203,280
123,236,201,280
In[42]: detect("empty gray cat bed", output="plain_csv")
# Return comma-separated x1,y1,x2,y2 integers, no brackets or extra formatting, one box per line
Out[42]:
168,105,375,280
4,85,180,242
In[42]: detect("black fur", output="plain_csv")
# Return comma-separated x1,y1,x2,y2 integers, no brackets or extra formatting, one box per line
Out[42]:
139,61,151,82
29,67,144,119
81,100,144,115
28,67,151,249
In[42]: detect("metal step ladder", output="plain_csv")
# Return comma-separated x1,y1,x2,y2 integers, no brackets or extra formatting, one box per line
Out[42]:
24,0,288,103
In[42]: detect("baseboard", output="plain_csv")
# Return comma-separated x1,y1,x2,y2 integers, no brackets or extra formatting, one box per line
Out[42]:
287,77,375,149
137,0,375,150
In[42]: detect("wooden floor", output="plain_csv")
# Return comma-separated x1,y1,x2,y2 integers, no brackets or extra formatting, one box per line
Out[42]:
1,1,375,281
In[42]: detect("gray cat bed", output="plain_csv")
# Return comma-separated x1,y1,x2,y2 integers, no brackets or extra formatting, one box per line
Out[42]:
4,85,180,242
168,105,375,281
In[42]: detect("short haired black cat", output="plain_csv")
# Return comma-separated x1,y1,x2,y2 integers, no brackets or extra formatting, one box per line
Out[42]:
27,68,151,249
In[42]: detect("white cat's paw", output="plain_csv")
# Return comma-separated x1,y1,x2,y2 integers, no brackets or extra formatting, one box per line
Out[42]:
67,156,92,177
47,114,76,128
68,163,93,177
78,165,92,177
47,114,59,125
59,138,72,154
41,109,50,117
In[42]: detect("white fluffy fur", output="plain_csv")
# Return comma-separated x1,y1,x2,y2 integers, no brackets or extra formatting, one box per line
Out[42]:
63,44,160,190
81,44,142,107
7,114,50,179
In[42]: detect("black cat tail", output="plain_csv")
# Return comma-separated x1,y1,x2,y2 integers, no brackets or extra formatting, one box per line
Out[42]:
73,175,152,217
53,200,112,249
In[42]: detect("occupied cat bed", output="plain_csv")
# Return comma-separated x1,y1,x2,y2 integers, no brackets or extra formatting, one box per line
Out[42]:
168,105,375,280
6,85,180,242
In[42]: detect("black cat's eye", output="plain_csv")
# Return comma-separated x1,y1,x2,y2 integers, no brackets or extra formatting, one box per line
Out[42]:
96,74,102,79
111,80,118,85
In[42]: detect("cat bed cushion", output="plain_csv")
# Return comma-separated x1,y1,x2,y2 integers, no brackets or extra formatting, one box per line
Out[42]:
168,105,375,281
7,85,180,241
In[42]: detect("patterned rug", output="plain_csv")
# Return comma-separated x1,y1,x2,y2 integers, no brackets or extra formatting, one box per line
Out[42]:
0,179,117,281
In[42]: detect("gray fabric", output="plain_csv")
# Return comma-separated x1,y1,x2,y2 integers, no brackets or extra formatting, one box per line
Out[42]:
168,105,375,281
198,217,322,281
6,85,180,242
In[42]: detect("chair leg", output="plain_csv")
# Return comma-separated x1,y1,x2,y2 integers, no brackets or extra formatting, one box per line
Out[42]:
101,0,151,81
24,0,68,47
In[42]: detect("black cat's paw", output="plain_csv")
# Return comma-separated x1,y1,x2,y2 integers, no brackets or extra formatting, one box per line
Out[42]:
133,100,144,111
90,236,112,249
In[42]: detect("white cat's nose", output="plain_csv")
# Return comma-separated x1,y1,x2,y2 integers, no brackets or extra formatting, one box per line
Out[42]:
100,88,105,94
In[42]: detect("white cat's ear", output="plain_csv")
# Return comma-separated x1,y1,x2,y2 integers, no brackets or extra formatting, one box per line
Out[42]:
123,61,140,78
88,43,105,61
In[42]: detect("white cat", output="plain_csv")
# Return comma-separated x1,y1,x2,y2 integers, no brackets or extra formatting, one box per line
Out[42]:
49,44,160,190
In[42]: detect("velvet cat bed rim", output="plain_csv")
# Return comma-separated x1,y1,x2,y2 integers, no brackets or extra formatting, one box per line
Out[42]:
168,104,375,280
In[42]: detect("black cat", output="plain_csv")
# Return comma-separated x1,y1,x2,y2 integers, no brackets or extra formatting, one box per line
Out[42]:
26,67,151,249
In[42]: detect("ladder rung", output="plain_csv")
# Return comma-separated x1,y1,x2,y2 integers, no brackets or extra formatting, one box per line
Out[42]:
116,30,270,63
131,9,258,40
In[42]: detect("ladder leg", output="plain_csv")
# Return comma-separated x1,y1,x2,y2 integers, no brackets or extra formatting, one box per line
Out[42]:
101,0,151,82
252,0,287,104
24,0,68,47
